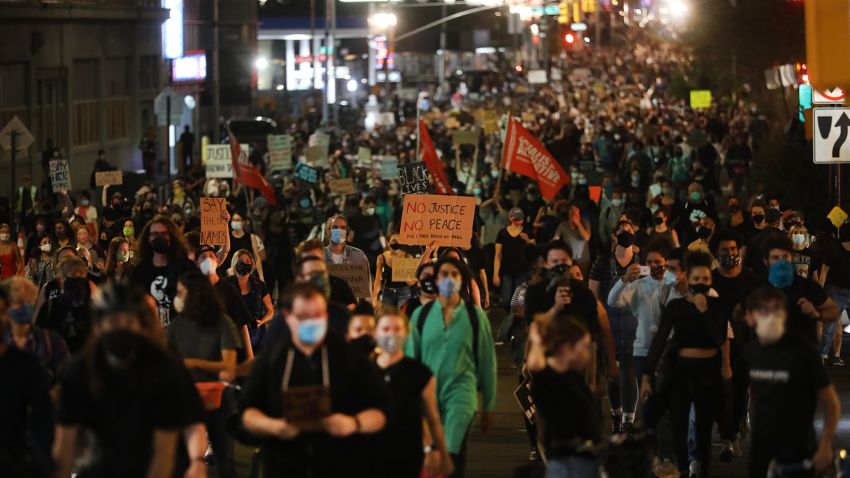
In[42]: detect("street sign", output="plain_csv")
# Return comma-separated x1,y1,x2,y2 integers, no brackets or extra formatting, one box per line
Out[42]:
0,116,34,151
813,87,846,104
813,108,850,163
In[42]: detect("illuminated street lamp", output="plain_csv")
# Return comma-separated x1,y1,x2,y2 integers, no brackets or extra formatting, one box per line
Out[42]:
369,12,397,30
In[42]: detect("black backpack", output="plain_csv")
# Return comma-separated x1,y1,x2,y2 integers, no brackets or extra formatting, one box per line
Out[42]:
416,299,480,366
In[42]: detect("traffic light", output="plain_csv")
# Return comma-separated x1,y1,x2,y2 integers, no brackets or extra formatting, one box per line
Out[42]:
565,33,575,44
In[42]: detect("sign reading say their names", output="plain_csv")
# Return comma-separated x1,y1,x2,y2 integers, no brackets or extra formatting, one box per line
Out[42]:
813,108,850,163
398,194,476,249
49,159,71,192
391,257,421,283
327,263,371,299
200,197,228,246
95,170,123,187
294,162,319,184
398,161,431,195
328,178,355,195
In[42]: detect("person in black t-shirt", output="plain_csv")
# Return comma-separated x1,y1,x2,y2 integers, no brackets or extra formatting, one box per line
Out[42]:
36,255,93,353
239,284,389,478
298,239,357,308
527,316,601,476
53,284,202,478
818,222,850,366
374,311,452,478
759,235,838,349
401,262,438,318
742,287,839,478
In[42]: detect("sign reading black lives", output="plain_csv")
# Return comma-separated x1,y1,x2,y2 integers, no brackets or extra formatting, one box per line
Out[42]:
397,161,432,195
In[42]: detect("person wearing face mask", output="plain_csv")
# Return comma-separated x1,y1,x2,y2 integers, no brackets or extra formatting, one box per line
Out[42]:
682,182,715,227
168,270,240,478
758,235,838,352
346,304,377,358
519,184,545,227
0,223,21,280
3,290,70,389
73,190,98,239
789,224,817,281
816,222,850,366
239,283,390,478
401,262,438,318
590,221,642,432
121,218,137,248
743,205,785,277
103,237,131,285
226,249,274,351
647,207,680,249
35,255,93,353
75,225,104,269
374,311,453,478
348,196,385,272
598,189,626,252
743,287,840,478
641,251,731,477
127,216,196,328
221,212,266,282
26,235,55,288
298,240,357,308
725,196,748,237
53,284,204,478
51,219,75,250
372,234,417,308
554,203,593,278
494,208,533,311
405,257,497,478
323,215,373,301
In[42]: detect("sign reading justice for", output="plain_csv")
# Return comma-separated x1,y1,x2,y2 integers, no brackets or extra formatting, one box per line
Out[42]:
398,194,476,249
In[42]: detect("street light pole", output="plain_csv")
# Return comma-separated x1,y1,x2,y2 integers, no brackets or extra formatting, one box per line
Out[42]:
212,0,220,142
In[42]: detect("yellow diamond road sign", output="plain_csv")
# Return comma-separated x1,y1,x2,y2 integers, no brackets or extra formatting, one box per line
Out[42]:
0,116,34,151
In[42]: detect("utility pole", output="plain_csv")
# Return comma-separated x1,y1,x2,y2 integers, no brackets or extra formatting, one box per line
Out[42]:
323,0,330,123
212,0,220,142
439,3,447,87
310,0,316,90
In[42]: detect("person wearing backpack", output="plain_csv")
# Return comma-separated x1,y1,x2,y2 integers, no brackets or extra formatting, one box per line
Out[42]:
405,256,498,478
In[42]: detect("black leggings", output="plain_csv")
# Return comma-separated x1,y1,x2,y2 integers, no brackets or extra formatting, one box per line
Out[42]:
667,357,724,475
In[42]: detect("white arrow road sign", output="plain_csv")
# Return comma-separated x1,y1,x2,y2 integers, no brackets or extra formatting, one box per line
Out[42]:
813,108,850,164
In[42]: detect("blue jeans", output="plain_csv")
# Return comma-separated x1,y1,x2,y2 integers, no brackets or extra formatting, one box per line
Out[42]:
380,285,412,307
819,287,850,357
500,273,528,310
546,456,598,478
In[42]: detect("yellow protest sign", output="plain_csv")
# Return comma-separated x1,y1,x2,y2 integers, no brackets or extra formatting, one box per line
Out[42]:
95,170,123,187
690,90,712,109
328,178,355,195
391,257,421,283
828,206,848,228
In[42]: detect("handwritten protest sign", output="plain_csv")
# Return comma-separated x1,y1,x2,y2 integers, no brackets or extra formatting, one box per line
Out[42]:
200,198,228,246
399,194,476,249
95,170,122,187
305,145,326,166
328,263,371,299
357,146,371,165
328,178,355,195
452,129,479,146
267,134,292,171
49,160,71,192
294,163,319,184
380,156,399,179
392,257,420,283
205,144,241,178
398,161,431,195
482,110,499,135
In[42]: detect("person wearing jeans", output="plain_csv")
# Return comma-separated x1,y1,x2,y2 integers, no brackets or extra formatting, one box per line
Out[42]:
494,208,532,310
818,224,850,365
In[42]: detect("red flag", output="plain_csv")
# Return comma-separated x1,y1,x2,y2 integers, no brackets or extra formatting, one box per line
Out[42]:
418,120,454,195
228,131,277,206
501,118,569,201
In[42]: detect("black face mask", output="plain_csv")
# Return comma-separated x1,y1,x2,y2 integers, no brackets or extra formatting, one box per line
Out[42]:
100,330,143,369
689,283,711,295
752,214,765,224
350,335,376,356
728,204,740,214
63,277,90,308
389,242,400,250
235,261,252,276
653,216,664,225
55,228,67,238
696,227,713,240
419,276,438,295
616,231,635,248
150,236,170,253
544,264,571,292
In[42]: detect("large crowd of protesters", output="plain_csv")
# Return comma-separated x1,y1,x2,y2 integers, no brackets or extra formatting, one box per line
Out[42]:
2,26,850,478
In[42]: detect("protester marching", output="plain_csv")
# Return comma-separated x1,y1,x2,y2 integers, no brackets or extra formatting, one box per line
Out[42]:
2,25,850,478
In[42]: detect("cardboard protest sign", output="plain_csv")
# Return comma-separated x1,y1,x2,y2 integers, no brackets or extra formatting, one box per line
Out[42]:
357,146,371,165
391,257,420,283
294,162,319,184
282,385,331,433
328,178,355,195
305,145,326,166
95,170,122,187
327,263,371,299
267,134,293,171
49,160,71,192
205,144,242,178
689,90,712,109
445,117,461,129
398,161,431,195
398,194,476,249
380,157,399,179
452,129,479,146
482,110,499,135
200,197,228,246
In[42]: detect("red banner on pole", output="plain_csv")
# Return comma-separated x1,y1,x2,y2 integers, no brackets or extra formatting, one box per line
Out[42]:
418,120,454,195
228,129,277,205
501,118,569,201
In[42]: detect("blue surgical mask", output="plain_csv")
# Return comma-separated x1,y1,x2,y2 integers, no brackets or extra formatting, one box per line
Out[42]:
9,304,33,324
437,277,461,298
690,191,702,202
297,318,328,346
768,259,795,289
662,269,678,286
300,198,311,208
330,228,346,245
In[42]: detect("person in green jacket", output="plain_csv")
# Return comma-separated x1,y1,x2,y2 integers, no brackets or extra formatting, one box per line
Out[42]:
405,256,498,478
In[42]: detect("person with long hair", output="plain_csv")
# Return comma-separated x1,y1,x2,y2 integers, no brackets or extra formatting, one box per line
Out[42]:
25,234,54,289
439,247,483,307
372,233,416,309
405,256,497,478
400,262,438,317
127,215,195,328
0,223,22,279
374,310,453,478
169,270,240,478
226,249,274,351
103,237,131,285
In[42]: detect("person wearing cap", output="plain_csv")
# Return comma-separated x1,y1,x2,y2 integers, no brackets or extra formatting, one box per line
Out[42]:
743,206,785,277
494,207,534,310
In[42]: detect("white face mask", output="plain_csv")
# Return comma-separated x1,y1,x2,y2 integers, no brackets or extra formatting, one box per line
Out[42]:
40,243,52,253
173,295,185,313
0,233,10,242
754,313,785,344
199,257,217,276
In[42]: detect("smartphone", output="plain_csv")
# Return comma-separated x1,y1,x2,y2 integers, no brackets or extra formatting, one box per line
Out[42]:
639,265,651,277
